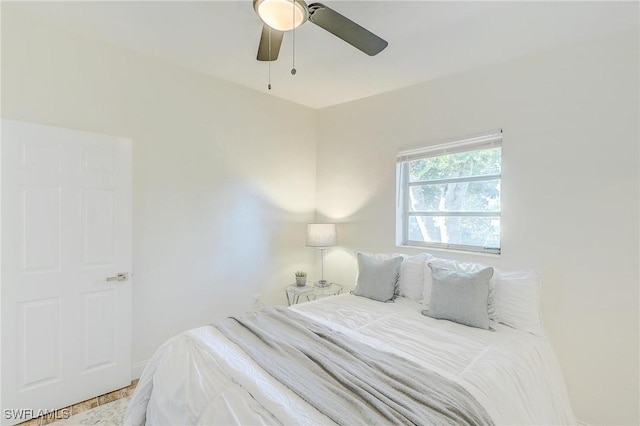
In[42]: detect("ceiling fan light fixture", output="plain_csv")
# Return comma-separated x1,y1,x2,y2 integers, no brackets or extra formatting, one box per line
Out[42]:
254,0,308,32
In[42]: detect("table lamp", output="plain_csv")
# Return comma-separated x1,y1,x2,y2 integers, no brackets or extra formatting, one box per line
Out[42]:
306,223,336,287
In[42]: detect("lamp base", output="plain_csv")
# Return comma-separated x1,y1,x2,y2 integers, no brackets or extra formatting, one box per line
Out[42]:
316,280,329,287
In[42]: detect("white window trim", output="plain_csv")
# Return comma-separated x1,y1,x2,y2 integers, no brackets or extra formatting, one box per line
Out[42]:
396,129,502,255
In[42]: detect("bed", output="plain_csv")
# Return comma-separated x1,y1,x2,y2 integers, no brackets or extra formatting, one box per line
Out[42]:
124,254,576,425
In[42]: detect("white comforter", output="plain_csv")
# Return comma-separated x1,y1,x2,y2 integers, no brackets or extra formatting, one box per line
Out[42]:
124,295,575,425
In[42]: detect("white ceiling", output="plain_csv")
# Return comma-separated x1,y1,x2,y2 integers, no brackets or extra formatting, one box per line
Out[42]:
6,1,639,109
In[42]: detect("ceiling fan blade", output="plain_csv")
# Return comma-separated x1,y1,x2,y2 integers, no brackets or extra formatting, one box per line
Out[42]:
308,3,388,56
257,25,284,61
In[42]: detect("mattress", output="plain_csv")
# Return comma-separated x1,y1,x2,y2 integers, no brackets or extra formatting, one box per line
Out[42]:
124,294,575,425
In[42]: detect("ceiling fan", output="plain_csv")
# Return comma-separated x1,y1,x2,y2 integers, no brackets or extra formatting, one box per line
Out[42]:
253,0,388,62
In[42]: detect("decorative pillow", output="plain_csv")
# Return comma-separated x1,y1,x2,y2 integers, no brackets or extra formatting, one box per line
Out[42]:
424,257,545,336
355,252,397,262
354,252,398,290
423,265,494,329
493,270,544,336
353,253,402,302
423,258,497,309
397,253,435,300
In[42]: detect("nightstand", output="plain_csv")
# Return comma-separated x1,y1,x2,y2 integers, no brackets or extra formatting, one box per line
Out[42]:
285,285,315,306
313,282,343,299
285,282,344,306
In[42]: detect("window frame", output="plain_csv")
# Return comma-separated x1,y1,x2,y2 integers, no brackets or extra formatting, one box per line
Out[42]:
396,130,503,255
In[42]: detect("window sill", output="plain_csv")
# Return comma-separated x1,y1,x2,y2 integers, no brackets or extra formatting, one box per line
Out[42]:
395,244,501,259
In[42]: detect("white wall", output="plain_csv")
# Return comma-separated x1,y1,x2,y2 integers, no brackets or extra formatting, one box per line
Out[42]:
2,5,639,425
315,30,639,425
1,9,318,371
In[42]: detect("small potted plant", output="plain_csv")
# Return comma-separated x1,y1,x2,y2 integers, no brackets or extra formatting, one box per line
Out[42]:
294,271,307,287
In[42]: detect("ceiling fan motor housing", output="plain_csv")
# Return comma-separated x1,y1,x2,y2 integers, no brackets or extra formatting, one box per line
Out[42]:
253,0,309,32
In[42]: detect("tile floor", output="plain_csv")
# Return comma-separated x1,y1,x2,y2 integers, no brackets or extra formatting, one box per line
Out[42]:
16,380,138,426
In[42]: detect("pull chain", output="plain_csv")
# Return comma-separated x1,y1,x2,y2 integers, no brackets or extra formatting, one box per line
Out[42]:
291,0,297,75
268,27,272,89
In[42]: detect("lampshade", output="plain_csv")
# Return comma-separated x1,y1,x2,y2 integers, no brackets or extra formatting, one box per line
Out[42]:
253,0,308,32
306,224,337,248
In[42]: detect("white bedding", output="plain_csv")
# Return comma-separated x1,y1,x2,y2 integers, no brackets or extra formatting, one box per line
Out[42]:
124,294,575,425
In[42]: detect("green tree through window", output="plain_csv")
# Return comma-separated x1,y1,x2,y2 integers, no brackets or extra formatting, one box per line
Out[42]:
397,132,501,254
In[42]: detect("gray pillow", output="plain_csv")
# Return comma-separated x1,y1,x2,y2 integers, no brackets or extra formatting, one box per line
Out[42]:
422,264,494,329
353,253,402,302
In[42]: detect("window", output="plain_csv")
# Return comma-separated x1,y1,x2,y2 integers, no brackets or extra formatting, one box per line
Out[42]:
396,130,502,254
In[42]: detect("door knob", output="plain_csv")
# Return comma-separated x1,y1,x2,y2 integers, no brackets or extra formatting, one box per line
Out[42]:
106,273,128,282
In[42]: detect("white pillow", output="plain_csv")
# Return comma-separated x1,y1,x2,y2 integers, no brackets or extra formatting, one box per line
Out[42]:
424,258,544,336
397,253,435,300
493,270,544,336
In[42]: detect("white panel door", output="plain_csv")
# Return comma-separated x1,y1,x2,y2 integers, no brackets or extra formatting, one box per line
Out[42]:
1,119,132,425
